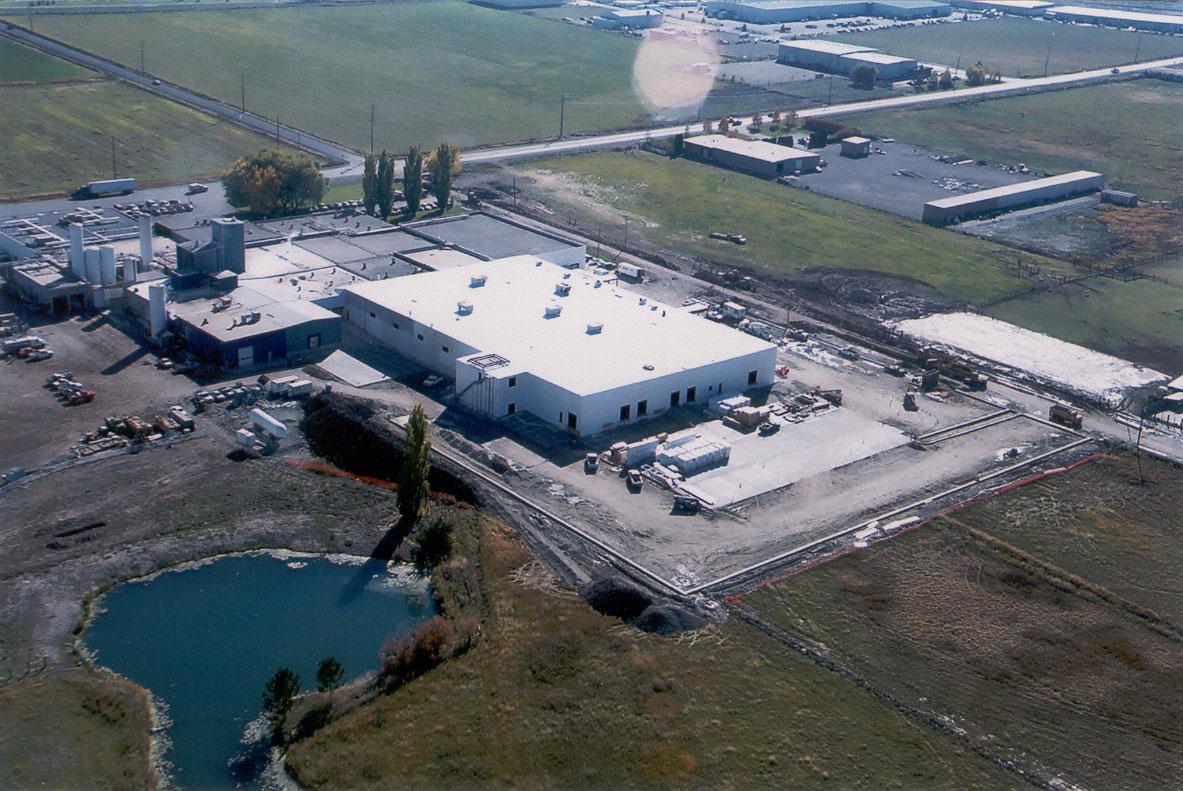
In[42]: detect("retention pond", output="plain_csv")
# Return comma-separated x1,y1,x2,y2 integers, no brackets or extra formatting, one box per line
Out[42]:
84,552,436,788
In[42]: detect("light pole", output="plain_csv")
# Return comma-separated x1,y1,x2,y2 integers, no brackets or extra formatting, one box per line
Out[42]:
1043,33,1054,78
240,74,246,112
559,94,566,140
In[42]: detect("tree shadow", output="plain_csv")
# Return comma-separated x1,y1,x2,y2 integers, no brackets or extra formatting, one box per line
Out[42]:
337,516,413,606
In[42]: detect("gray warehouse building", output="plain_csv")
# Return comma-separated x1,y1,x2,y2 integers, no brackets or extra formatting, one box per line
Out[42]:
778,40,919,78
1046,5,1183,33
840,51,920,80
706,0,949,23
684,135,821,178
923,171,1103,225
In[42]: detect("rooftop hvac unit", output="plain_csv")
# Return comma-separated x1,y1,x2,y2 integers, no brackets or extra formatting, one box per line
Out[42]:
586,322,603,335
457,300,473,315
554,282,571,297
544,303,562,318
469,274,487,288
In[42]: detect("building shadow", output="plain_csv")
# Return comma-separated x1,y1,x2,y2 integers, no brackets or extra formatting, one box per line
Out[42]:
100,347,149,376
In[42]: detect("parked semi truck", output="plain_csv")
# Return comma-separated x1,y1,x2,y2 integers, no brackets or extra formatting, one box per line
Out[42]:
71,178,136,200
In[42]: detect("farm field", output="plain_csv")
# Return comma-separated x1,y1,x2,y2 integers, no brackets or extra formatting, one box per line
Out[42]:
285,520,1010,788
0,37,89,83
837,79,1183,199
744,454,1183,790
513,150,1063,304
0,79,291,200
831,18,1183,77
18,2,654,153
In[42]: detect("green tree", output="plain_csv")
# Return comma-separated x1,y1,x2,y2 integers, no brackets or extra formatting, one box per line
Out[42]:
672,133,684,157
965,62,988,87
222,149,325,217
398,404,431,523
429,143,459,211
938,69,955,90
316,657,345,696
375,150,395,218
850,65,877,90
403,146,423,215
262,667,300,741
413,514,453,575
362,152,377,215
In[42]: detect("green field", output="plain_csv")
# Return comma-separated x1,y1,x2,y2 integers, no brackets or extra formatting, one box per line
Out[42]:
745,455,1183,789
286,520,1010,788
20,2,654,153
0,79,293,200
520,150,1063,304
831,18,1183,77
0,37,90,82
838,80,1183,199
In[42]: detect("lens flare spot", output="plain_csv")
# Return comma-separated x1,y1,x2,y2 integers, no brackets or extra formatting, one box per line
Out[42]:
632,32,720,120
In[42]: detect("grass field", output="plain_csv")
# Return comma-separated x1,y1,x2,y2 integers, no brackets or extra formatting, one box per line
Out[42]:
831,18,1183,77
0,37,90,82
0,80,293,200
19,2,655,153
286,520,1010,788
744,454,1183,789
518,150,1064,303
837,80,1183,199
988,276,1183,373
0,671,152,789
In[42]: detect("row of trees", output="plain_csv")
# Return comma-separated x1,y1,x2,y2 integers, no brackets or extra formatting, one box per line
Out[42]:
262,657,345,743
361,143,460,218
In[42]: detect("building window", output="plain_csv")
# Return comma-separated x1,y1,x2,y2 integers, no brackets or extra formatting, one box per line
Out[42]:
392,320,399,329
508,376,517,388
369,311,376,319
507,402,516,415
637,400,648,417
670,390,680,407
307,334,321,349
686,386,696,403
567,412,578,431
417,333,424,341
442,345,450,353
620,404,631,422
748,370,758,385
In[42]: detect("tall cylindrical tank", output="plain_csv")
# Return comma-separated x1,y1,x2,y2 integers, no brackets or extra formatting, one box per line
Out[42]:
123,255,137,285
84,248,101,284
137,215,153,269
69,223,85,279
148,284,168,336
99,246,117,286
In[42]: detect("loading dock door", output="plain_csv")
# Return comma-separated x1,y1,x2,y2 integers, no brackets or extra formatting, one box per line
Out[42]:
238,346,254,367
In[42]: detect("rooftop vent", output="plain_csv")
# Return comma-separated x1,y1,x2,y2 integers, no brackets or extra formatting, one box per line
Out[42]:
586,322,603,335
554,282,571,297
544,302,562,319
469,274,487,288
457,300,473,316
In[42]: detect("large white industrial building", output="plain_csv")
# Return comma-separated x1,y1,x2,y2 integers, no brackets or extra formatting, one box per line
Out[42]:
684,134,821,178
707,0,950,23
923,171,1103,225
777,40,920,78
1046,5,1183,34
342,256,777,436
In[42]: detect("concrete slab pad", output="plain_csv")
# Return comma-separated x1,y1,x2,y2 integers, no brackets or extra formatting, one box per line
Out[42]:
679,409,908,507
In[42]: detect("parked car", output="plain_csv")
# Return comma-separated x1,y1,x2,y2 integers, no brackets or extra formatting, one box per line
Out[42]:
423,374,444,388
626,469,643,492
673,495,700,515
757,421,780,436
838,346,860,361
584,453,599,474
186,183,208,195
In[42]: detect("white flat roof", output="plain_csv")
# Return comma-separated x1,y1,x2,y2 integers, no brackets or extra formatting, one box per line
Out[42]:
1048,5,1183,25
343,256,775,395
843,52,917,65
926,170,1102,210
781,39,880,56
843,135,871,144
686,134,820,163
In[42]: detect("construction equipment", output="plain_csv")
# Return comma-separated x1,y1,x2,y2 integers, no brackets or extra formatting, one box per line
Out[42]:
673,495,701,515
903,391,918,412
1049,404,1083,429
66,390,95,406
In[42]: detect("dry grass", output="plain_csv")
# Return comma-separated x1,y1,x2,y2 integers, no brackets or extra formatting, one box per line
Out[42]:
0,671,153,790
285,520,1010,788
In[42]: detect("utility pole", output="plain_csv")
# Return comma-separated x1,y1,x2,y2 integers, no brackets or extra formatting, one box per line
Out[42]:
1043,34,1053,78
827,75,834,105
1134,32,1143,64
559,94,566,140
370,104,375,153
512,175,517,209
140,41,145,73
111,140,117,179
240,74,246,112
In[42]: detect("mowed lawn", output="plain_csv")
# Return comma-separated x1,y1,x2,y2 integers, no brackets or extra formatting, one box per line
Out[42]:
286,521,1010,788
523,150,1057,304
745,455,1183,790
831,17,1183,77
0,79,293,200
22,2,651,153
838,80,1183,199
0,37,89,82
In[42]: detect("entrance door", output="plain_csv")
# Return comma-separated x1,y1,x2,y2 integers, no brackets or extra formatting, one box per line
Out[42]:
567,412,578,431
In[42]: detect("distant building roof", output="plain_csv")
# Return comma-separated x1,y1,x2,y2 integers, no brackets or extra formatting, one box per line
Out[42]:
781,39,880,56
843,51,917,65
1047,4,1183,26
171,285,337,343
686,134,820,163
403,212,581,261
843,135,871,144
925,171,1103,210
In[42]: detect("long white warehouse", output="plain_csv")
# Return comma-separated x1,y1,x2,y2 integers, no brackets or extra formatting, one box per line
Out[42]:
922,171,1103,225
342,256,777,436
